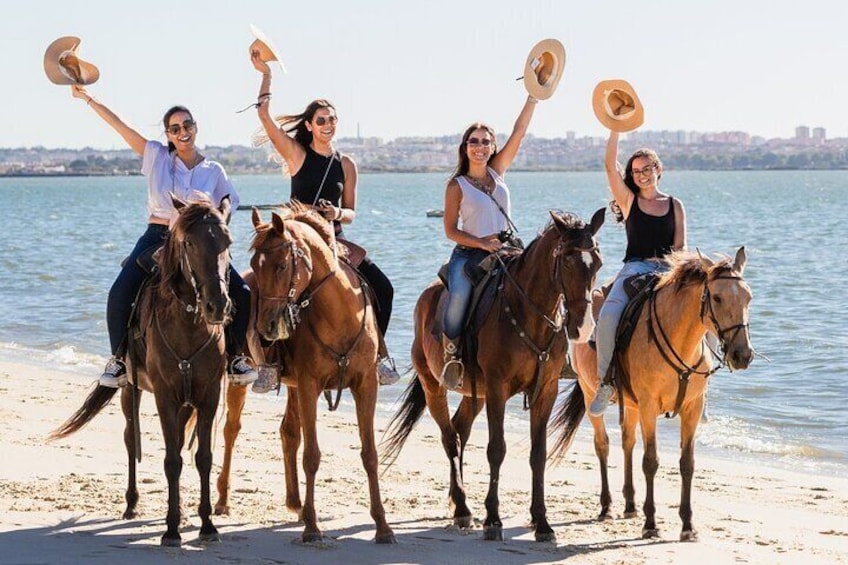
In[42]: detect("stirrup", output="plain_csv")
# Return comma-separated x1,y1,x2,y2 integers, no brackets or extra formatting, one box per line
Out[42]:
377,357,401,386
252,365,279,394
440,358,464,391
588,382,615,417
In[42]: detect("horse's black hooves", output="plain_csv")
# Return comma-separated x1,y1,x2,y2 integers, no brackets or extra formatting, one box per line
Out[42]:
454,515,473,529
680,529,698,542
642,527,660,539
535,530,556,543
122,509,138,520
213,505,229,516
623,510,639,519
199,530,222,544
302,531,323,543
161,534,182,547
375,533,398,544
483,526,503,541
597,511,613,521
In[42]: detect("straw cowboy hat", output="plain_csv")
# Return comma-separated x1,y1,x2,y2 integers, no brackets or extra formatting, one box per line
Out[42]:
523,39,566,100
249,24,287,73
592,79,644,132
43,36,100,85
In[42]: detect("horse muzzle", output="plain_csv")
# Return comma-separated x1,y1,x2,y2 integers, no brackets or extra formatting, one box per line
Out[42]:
726,345,754,371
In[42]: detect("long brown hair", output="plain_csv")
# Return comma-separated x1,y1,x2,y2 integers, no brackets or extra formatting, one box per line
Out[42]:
611,147,663,222
449,122,499,180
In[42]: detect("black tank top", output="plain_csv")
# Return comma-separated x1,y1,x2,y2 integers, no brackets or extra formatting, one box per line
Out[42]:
290,146,344,207
623,197,676,262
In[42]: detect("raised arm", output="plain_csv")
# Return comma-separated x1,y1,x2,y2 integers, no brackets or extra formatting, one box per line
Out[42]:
250,50,305,174
605,130,634,218
489,94,538,176
71,85,147,156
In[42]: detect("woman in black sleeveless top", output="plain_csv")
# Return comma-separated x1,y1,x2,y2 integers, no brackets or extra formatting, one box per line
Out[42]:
588,130,687,416
248,49,400,391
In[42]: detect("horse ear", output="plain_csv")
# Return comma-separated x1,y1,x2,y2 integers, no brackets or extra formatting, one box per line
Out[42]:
218,196,232,224
171,192,187,213
733,246,747,274
271,211,286,235
697,247,715,270
251,207,262,228
590,207,606,235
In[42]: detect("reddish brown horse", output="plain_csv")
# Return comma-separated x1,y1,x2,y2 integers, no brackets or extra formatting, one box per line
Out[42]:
382,209,604,542
551,247,753,541
216,203,395,544
50,196,233,547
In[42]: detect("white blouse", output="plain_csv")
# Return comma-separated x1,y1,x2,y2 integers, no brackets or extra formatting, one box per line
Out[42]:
456,166,511,238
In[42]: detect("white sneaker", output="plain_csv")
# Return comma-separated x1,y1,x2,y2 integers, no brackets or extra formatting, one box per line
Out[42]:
99,357,127,388
229,356,258,386
588,383,615,417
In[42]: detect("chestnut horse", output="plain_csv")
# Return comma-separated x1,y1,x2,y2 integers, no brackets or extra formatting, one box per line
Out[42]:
382,209,604,542
551,247,753,541
218,203,394,544
50,196,233,547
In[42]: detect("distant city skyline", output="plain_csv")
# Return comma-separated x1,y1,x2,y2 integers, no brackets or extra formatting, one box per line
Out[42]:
4,0,847,149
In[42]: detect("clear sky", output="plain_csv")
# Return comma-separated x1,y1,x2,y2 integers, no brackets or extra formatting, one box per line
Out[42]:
4,0,846,149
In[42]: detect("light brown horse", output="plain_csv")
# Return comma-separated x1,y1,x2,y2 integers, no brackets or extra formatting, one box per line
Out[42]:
50,196,233,547
551,247,753,541
217,203,394,544
382,209,604,542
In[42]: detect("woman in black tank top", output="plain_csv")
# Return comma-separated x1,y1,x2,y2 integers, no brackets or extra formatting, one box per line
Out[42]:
247,49,400,389
588,130,688,416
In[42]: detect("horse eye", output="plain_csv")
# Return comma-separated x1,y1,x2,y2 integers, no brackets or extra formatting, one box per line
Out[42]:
712,294,722,304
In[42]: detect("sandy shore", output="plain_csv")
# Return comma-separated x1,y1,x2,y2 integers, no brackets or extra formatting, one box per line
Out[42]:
0,358,846,564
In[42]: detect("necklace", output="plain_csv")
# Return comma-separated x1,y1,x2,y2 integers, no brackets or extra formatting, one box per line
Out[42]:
465,173,493,194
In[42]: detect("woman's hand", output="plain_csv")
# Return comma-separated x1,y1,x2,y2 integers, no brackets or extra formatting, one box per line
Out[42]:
71,85,91,103
250,49,271,75
478,235,503,253
315,199,339,221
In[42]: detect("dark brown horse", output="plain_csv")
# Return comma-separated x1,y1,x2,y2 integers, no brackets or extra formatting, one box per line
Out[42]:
50,196,233,547
551,247,753,541
382,209,604,542
216,203,394,543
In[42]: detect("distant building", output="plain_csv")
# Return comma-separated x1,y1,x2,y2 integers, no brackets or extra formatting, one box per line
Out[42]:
812,127,826,143
795,126,810,140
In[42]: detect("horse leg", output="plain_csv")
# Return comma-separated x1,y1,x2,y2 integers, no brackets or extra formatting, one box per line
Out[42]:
587,412,613,520
214,381,248,515
155,395,185,547
639,408,660,539
678,396,703,542
451,395,483,528
281,386,303,518
482,390,507,541
350,378,396,544
297,381,323,542
528,378,557,542
120,387,141,519
621,407,639,519
195,396,221,543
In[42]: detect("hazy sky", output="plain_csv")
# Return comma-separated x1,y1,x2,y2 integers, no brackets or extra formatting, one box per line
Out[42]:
5,0,846,149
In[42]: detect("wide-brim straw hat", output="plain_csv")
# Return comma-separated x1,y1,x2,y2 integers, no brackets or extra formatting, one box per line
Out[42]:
249,24,287,74
44,36,100,86
523,39,566,100
592,79,644,132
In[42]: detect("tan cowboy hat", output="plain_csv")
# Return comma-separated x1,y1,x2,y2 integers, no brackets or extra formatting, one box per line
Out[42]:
523,39,566,100
592,79,644,132
249,24,287,74
43,36,100,85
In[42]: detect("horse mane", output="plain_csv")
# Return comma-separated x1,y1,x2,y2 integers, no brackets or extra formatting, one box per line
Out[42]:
158,199,224,296
510,211,586,269
250,200,336,251
656,251,735,293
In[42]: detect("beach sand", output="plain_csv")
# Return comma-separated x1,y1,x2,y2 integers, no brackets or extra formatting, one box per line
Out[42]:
1,358,846,564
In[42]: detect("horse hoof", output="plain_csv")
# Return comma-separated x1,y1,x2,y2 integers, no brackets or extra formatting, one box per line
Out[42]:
161,535,182,547
535,530,556,543
454,515,473,529
375,533,398,544
642,527,660,539
213,505,229,516
623,510,639,519
483,526,503,541
680,529,699,542
597,511,613,522
302,531,323,543
199,530,222,544
122,509,138,520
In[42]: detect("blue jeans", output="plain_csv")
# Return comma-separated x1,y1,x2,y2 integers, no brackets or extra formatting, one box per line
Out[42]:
442,246,489,339
596,259,667,382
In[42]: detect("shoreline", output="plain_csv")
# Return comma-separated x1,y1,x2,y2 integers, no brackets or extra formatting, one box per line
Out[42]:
1,356,846,564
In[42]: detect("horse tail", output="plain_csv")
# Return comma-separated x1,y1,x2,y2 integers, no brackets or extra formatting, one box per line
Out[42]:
48,385,118,441
380,371,427,468
548,381,586,464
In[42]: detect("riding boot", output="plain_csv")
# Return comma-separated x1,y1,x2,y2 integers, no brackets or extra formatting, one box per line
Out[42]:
440,335,464,391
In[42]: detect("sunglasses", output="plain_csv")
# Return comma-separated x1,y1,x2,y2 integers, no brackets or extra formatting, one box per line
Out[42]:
314,115,338,126
166,120,196,136
466,137,493,147
632,163,658,177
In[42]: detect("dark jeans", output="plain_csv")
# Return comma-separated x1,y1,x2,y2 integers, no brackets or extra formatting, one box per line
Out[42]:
358,257,393,336
106,224,251,358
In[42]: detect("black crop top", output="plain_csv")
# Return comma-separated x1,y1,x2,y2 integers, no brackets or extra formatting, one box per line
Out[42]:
623,197,676,262
290,146,345,207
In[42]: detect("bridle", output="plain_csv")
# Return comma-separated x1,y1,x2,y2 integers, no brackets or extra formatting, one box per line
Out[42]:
174,217,231,320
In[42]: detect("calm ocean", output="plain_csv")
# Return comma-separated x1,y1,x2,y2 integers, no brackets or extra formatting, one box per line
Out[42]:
1,170,845,476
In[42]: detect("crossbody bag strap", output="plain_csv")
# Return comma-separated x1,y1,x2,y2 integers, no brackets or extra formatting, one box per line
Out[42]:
312,151,338,206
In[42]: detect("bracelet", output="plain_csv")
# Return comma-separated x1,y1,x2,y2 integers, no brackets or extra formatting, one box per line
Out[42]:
528,95,538,104
335,207,343,221
86,97,94,106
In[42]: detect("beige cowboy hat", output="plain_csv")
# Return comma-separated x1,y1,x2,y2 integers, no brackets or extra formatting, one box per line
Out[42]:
592,79,644,132
249,24,287,74
523,38,566,100
44,36,100,85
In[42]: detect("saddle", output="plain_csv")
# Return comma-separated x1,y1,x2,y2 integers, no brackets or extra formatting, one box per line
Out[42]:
432,251,504,339
336,237,367,269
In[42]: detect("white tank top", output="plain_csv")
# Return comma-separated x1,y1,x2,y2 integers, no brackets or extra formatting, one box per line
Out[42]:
456,167,511,238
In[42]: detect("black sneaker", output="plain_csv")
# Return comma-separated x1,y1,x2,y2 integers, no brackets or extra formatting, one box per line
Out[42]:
99,357,127,388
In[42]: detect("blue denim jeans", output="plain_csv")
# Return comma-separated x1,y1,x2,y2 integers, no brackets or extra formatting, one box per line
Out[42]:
442,246,489,339
596,259,668,382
